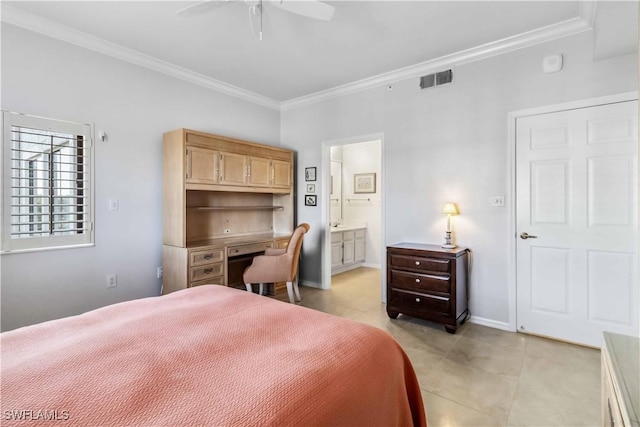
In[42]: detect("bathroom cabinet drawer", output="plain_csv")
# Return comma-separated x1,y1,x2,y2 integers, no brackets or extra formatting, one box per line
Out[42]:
387,243,469,334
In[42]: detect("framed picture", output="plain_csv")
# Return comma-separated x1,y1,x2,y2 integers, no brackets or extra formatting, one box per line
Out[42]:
305,167,316,182
354,173,376,194
306,183,316,193
305,195,317,206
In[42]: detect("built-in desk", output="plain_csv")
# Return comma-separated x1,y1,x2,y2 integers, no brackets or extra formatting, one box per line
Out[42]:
162,233,290,295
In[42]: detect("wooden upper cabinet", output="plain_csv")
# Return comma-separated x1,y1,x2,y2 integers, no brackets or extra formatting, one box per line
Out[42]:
272,160,292,188
174,129,293,193
186,146,218,184
248,156,271,187
219,152,247,186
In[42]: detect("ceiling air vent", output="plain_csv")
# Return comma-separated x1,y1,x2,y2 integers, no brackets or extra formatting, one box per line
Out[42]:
420,69,453,89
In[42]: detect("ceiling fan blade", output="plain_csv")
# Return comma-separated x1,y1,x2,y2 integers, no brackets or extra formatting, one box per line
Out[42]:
271,0,335,21
176,0,230,17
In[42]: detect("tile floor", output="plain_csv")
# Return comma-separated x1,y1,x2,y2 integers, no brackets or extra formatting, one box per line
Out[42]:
295,267,601,427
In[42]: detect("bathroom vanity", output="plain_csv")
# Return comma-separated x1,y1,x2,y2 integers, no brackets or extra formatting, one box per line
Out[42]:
330,225,366,275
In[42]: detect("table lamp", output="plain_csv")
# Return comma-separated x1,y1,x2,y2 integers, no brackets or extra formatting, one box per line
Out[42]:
442,202,459,249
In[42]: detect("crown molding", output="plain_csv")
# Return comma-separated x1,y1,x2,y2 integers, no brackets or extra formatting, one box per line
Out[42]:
280,13,594,111
2,2,596,113
1,4,281,111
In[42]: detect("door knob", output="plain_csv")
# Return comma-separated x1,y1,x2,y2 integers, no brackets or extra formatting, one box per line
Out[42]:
520,232,538,240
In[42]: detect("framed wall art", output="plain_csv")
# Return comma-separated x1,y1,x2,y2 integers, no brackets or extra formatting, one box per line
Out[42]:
306,183,316,193
354,173,376,194
305,167,316,182
305,195,317,206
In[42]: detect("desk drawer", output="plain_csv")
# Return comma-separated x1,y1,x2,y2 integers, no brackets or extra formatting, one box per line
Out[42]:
390,254,450,273
390,269,451,294
190,248,224,267
190,262,224,282
190,277,225,287
390,288,450,315
228,242,273,257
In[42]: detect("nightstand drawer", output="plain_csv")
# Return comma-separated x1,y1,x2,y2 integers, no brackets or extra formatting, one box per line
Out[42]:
190,262,224,282
190,248,224,267
390,289,450,314
390,269,451,294
390,254,450,273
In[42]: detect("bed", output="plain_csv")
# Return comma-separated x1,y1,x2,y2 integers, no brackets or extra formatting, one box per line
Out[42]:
1,285,426,426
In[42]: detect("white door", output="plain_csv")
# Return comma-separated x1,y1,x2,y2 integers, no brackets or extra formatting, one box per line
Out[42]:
516,100,638,347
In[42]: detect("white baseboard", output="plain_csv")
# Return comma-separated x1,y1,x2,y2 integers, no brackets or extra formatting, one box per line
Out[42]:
299,280,322,289
362,262,381,269
468,315,513,332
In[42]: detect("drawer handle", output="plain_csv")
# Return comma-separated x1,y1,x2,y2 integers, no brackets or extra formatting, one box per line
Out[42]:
204,254,213,260
415,297,421,303
415,261,420,266
415,278,421,283
204,268,213,274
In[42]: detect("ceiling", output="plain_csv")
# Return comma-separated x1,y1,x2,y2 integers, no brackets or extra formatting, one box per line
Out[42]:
2,1,637,108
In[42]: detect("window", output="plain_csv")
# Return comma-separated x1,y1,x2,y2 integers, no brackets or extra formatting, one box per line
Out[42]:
2,112,94,252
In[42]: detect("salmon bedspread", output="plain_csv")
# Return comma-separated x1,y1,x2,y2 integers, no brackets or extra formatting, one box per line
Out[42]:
1,285,425,426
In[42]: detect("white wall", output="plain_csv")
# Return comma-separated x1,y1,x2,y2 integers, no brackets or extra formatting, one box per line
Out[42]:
0,25,280,331
341,141,382,267
282,31,638,325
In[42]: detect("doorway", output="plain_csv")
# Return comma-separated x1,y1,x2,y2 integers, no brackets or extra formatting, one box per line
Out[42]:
322,134,385,301
511,93,638,347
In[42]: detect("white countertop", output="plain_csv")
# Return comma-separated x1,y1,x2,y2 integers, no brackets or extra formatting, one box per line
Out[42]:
330,225,366,233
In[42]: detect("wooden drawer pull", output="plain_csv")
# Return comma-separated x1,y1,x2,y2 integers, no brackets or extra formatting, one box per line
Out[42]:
415,297,421,303
204,254,213,260
415,261,420,265
204,268,213,274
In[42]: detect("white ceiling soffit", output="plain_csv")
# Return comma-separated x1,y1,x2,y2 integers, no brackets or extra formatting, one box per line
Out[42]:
2,2,595,112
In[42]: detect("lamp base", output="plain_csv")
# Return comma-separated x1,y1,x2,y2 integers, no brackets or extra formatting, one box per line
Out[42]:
442,230,455,249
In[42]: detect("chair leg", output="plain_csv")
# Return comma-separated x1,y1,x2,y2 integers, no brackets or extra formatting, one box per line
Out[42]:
293,276,301,302
245,283,253,293
286,281,296,304
258,283,264,296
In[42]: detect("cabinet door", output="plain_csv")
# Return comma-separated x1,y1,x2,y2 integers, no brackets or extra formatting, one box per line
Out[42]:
272,160,292,189
331,242,343,268
247,156,271,187
219,152,247,185
186,147,218,184
343,239,355,264
354,238,365,262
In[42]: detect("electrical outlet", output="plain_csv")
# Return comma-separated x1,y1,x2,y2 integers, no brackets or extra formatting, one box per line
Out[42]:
106,274,117,288
157,267,163,279
109,198,119,211
490,195,505,207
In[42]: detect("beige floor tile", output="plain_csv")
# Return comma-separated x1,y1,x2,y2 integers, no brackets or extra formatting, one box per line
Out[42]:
447,333,526,377
295,267,600,427
422,391,503,427
420,358,518,422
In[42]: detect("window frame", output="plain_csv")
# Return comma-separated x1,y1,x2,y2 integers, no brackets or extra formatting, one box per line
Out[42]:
1,111,95,253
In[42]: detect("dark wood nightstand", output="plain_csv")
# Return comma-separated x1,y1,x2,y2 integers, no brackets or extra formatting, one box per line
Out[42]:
386,243,469,334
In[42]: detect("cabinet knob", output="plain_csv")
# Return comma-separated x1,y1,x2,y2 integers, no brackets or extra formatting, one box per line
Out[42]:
204,254,213,260
415,297,421,303
415,261,420,266
204,268,213,274
415,278,421,283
